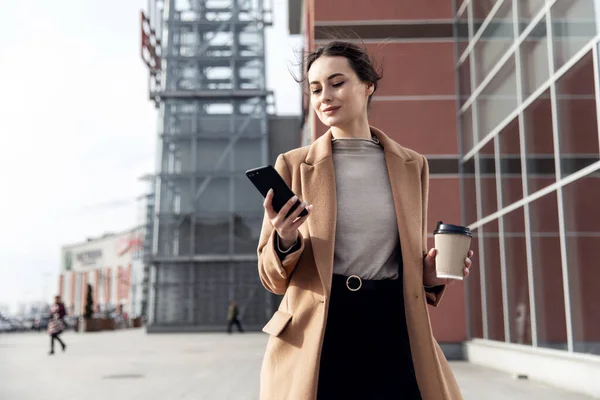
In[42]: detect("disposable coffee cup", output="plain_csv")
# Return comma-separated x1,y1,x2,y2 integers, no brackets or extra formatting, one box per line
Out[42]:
433,221,472,280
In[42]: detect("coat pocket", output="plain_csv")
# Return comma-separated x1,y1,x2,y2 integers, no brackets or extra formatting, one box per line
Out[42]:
262,310,293,337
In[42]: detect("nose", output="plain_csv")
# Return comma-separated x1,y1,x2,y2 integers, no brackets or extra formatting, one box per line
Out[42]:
320,88,332,104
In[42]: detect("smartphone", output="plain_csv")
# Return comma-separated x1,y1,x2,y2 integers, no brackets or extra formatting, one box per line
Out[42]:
245,165,309,218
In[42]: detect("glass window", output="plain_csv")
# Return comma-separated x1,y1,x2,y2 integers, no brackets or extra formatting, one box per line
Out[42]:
457,5,471,107
474,0,515,86
457,6,471,57
555,51,600,178
482,219,505,341
498,117,523,207
234,139,262,172
529,191,568,350
460,107,475,154
234,177,263,212
196,139,231,171
477,56,518,139
562,172,600,355
519,0,547,32
472,0,504,32
194,178,230,213
462,157,478,226
520,18,550,98
233,215,262,254
194,217,231,254
478,140,498,218
551,0,598,71
467,230,484,339
524,89,556,194
459,58,472,106
502,207,532,344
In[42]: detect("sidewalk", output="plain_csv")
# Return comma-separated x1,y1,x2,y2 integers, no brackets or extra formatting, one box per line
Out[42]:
0,329,594,400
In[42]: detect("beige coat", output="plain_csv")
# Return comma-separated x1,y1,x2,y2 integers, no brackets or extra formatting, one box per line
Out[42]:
257,126,463,400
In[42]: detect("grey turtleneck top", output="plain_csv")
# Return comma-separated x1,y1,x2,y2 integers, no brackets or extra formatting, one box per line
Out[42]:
331,137,401,280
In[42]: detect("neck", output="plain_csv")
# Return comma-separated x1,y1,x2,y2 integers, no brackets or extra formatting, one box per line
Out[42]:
330,116,371,140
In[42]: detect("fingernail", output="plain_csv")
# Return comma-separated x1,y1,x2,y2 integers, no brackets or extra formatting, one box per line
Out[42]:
268,189,273,195
307,205,313,211
301,201,307,207
291,196,298,202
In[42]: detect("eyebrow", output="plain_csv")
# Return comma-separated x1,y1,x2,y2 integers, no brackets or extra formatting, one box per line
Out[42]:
309,73,346,85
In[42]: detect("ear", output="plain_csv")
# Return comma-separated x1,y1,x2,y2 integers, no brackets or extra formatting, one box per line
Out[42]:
366,83,375,97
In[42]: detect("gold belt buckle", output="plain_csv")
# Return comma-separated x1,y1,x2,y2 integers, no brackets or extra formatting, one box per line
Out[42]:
346,275,362,291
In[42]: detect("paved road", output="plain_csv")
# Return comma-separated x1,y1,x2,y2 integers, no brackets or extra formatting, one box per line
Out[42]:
0,329,595,400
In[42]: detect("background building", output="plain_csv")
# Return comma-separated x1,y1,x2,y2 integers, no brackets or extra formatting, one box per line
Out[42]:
59,226,145,318
290,0,600,396
141,0,300,331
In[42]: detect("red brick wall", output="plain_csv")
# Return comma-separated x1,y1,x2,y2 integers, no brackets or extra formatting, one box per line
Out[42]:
306,0,465,344
314,0,453,21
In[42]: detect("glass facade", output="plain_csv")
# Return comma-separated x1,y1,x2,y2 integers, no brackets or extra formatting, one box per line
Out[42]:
145,0,276,330
456,0,600,355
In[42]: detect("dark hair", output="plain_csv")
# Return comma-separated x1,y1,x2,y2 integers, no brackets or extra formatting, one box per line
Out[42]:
302,41,383,106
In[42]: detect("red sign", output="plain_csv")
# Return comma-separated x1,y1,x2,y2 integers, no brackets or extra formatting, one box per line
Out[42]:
141,11,162,74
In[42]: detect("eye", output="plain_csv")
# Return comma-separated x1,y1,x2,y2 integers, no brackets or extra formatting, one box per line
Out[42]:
332,81,344,88
311,88,322,94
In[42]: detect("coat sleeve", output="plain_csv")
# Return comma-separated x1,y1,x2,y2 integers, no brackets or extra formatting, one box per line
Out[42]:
421,155,447,307
257,154,305,295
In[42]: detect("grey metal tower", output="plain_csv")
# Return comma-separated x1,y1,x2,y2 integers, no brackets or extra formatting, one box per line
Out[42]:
142,0,276,331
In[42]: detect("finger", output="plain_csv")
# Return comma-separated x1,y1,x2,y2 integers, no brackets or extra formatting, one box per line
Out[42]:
263,189,278,220
425,248,437,261
468,250,474,258
464,267,470,278
289,200,308,221
464,257,472,268
278,195,299,220
290,205,312,229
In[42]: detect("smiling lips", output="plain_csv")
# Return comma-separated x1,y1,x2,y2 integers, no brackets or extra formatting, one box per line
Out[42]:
322,106,340,114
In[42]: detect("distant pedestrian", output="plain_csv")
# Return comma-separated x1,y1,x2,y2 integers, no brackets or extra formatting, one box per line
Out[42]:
226,301,244,334
48,296,67,355
54,295,66,321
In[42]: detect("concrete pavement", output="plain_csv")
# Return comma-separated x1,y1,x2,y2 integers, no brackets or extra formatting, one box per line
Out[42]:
0,329,595,400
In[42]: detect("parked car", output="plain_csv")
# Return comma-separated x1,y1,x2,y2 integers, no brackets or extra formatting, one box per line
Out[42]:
8,318,27,332
33,314,51,331
21,318,34,330
0,320,12,333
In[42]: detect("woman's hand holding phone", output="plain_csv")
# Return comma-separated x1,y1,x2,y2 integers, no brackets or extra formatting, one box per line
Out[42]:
264,189,313,249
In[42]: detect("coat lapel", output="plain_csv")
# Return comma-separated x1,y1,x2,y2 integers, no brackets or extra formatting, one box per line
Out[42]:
374,127,423,268
300,130,336,293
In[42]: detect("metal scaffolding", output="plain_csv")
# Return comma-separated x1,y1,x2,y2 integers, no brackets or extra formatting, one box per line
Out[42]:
142,0,276,331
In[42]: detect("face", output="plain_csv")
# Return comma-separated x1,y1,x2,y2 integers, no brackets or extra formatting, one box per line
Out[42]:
308,56,374,128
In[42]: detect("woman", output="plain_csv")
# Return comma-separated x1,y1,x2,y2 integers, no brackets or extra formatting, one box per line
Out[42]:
257,41,473,400
47,299,66,355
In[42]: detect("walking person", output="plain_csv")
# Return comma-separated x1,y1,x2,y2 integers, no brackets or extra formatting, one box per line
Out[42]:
48,296,67,355
257,41,474,399
227,301,244,334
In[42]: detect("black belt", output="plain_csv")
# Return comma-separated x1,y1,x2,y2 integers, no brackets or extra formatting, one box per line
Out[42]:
332,274,401,292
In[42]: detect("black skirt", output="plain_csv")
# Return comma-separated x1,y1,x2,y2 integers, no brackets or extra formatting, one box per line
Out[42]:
317,274,422,400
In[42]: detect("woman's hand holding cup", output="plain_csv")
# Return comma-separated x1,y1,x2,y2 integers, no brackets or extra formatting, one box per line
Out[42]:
263,189,313,249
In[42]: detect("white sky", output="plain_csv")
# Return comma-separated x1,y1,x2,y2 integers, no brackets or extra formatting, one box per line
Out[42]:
0,0,302,313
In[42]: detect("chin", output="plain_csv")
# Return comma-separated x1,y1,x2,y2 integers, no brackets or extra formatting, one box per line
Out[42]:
319,114,347,128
